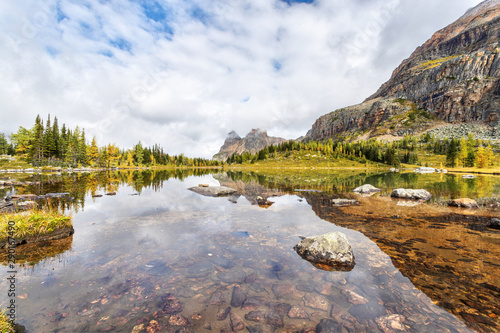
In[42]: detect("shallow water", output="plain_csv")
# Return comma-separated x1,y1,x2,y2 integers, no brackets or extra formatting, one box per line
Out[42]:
0,170,499,332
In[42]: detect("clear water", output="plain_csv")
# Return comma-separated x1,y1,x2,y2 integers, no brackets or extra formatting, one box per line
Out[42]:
1,170,498,332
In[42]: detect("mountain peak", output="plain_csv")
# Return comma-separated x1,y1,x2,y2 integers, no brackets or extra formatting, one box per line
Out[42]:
306,2,500,141
213,129,287,161
226,130,242,141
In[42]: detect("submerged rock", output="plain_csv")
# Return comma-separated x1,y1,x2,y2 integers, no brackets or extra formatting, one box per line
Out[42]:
391,188,432,201
161,294,184,314
487,218,500,230
217,270,246,283
353,184,381,194
230,312,245,332
293,232,355,271
348,302,386,320
188,186,237,197
448,198,479,209
230,285,248,307
375,314,407,333
288,305,309,319
303,293,330,311
316,319,342,333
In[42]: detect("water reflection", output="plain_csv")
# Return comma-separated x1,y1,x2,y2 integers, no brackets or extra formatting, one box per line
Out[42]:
0,170,498,332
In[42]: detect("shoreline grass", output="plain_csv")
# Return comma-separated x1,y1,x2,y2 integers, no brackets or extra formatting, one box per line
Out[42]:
0,311,14,333
0,210,72,243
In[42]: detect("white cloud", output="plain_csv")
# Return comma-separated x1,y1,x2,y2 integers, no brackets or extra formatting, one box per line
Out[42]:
0,0,484,158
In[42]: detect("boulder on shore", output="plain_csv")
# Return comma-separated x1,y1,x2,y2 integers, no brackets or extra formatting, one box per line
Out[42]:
188,186,237,197
353,184,381,194
448,198,479,209
293,232,355,271
391,189,432,201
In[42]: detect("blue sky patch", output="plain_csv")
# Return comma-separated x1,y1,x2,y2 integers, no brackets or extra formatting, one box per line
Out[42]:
110,38,132,52
56,2,67,22
99,50,114,58
281,0,315,4
142,1,167,21
272,59,283,71
190,6,211,26
45,46,59,57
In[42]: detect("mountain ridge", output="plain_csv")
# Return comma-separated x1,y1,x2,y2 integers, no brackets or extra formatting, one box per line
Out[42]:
213,129,287,161
305,0,500,142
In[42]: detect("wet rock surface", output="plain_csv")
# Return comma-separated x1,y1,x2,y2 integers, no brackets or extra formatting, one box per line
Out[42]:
448,198,479,209
294,232,355,270
391,188,432,201
352,184,381,194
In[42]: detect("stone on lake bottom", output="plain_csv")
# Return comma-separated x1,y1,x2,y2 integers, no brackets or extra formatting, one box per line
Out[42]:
216,307,231,321
168,314,190,326
207,290,226,306
348,302,386,320
294,232,355,271
375,314,407,333
162,294,184,314
217,270,246,284
230,312,245,332
316,319,342,333
303,293,330,311
230,285,248,308
288,305,309,319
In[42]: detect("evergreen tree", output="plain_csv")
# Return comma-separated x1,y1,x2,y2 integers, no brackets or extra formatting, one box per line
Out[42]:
44,114,56,158
52,117,60,158
445,138,459,167
0,133,8,155
134,142,144,165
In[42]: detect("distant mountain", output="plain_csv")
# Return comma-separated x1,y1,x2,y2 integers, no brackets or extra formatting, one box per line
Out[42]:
213,129,287,161
306,0,500,141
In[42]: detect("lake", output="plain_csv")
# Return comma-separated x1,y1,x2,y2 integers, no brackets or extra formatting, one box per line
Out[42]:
0,169,499,332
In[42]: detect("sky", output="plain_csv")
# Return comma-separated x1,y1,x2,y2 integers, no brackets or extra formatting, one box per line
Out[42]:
0,0,484,158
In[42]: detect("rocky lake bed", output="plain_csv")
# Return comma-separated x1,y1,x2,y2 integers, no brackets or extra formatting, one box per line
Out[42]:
0,169,498,332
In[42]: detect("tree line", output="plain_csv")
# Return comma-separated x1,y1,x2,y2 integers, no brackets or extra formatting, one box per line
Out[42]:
0,115,222,168
227,133,496,169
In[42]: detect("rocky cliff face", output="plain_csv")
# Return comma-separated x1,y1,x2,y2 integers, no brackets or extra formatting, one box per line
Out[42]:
307,0,500,142
213,129,287,161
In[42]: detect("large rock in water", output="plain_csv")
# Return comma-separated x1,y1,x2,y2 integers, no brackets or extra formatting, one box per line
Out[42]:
293,232,355,271
353,184,381,194
391,188,432,201
188,186,237,197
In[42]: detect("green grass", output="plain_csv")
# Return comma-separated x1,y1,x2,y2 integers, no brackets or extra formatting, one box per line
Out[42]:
0,157,31,170
0,311,14,333
0,210,72,242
